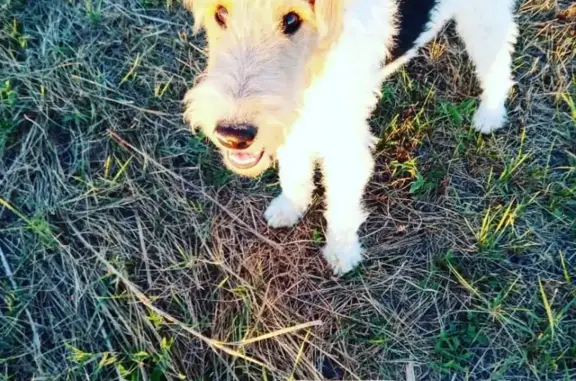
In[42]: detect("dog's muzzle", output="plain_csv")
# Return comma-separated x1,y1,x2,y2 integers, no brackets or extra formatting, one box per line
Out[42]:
215,122,264,169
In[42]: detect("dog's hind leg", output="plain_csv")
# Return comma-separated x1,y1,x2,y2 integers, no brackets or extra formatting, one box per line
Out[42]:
454,0,518,134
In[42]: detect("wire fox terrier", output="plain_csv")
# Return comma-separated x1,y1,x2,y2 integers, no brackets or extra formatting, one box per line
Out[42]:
183,0,518,274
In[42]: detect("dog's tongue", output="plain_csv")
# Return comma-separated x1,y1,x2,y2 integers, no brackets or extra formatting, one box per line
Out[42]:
229,152,259,166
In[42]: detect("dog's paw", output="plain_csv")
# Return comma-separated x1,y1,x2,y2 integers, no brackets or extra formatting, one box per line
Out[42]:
264,194,303,228
322,239,364,275
472,104,507,134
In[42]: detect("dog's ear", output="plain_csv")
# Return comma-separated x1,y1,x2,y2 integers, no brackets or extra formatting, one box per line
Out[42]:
311,0,344,45
182,0,205,33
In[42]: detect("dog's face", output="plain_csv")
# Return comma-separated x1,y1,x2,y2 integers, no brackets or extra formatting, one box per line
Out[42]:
183,0,343,177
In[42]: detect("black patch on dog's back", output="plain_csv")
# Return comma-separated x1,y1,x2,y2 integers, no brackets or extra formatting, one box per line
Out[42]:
386,0,439,64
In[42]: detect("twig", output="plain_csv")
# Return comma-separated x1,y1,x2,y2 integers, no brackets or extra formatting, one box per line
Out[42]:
135,211,153,289
226,321,322,346
0,246,44,373
406,361,416,381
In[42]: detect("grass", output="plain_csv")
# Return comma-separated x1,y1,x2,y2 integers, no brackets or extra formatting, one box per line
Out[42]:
0,0,575,379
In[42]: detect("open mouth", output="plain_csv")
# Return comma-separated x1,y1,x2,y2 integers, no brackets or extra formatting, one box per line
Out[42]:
227,150,264,169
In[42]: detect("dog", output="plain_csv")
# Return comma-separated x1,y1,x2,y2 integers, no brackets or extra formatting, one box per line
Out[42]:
183,0,518,274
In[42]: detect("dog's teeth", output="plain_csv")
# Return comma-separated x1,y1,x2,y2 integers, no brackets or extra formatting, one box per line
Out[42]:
230,153,256,165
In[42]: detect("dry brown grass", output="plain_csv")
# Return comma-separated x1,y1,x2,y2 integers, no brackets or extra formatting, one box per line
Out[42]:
1,0,575,380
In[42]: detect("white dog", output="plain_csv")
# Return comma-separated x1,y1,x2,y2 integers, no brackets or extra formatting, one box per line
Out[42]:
183,0,518,274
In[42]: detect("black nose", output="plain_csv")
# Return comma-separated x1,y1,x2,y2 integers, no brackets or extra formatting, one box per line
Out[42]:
214,122,257,150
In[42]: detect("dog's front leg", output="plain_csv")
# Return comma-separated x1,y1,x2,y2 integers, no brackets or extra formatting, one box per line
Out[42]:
264,138,315,228
320,131,374,275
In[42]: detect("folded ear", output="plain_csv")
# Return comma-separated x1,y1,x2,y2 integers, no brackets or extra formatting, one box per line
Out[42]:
311,0,344,46
182,0,206,33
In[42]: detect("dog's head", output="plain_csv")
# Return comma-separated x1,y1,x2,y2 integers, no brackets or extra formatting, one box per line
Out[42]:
183,0,344,177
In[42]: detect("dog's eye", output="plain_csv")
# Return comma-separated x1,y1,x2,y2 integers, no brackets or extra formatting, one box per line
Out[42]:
215,5,228,28
282,12,302,35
